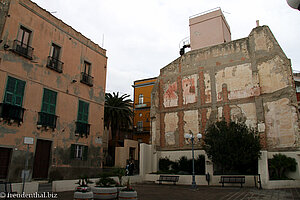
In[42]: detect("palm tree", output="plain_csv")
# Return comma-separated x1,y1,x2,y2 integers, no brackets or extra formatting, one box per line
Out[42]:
104,92,133,166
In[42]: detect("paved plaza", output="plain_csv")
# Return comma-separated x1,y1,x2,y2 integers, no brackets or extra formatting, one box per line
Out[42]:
54,183,300,200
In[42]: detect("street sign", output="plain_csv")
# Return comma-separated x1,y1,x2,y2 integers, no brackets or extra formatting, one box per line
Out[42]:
24,137,34,145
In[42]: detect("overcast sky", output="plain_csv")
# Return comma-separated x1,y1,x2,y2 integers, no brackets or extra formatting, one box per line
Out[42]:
32,0,300,99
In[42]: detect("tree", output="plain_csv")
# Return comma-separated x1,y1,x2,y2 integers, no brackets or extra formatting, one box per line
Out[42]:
203,121,261,175
104,92,133,165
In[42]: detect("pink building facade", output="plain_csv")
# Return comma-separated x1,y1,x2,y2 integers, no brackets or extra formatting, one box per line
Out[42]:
0,0,107,181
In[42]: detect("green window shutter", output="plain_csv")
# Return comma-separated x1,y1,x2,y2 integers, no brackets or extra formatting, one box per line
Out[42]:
77,100,89,123
83,146,88,161
41,89,57,114
4,76,26,106
70,144,75,159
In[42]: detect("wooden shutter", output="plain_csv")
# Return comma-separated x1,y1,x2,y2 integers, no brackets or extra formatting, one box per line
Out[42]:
4,77,25,106
83,146,88,161
41,89,57,114
78,100,89,123
70,144,75,159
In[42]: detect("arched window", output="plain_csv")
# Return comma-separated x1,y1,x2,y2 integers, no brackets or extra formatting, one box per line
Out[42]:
138,94,143,104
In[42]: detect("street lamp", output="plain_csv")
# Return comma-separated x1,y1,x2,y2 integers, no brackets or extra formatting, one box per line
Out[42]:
286,0,300,10
184,130,202,189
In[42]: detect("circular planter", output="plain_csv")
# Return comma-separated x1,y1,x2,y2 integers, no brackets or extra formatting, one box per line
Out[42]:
92,186,118,200
118,191,137,200
116,186,126,193
74,191,93,200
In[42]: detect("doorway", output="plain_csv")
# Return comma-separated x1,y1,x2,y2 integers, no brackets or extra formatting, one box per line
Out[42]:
32,139,52,179
0,147,12,179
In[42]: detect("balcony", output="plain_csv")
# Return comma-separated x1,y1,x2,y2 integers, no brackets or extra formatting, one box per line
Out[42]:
46,56,63,73
134,126,150,134
0,103,25,125
12,40,34,60
75,121,90,138
80,72,94,87
37,112,57,130
134,102,150,109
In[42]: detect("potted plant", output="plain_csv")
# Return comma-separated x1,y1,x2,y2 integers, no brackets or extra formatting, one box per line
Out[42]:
113,167,126,192
92,173,118,200
74,177,93,200
118,178,137,200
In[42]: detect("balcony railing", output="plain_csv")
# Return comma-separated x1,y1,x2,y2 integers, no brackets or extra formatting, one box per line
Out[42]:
12,40,34,59
135,126,150,133
0,103,25,124
37,112,57,129
75,121,90,138
46,56,63,73
80,72,94,87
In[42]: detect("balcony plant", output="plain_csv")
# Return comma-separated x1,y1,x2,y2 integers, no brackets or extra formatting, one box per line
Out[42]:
92,173,117,200
118,178,137,200
73,177,93,200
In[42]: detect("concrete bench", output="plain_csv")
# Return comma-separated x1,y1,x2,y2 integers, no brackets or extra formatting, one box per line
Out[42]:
157,175,179,185
219,176,245,188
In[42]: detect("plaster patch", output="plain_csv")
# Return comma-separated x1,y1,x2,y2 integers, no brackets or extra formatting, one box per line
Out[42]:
165,132,176,146
163,82,178,108
182,74,197,104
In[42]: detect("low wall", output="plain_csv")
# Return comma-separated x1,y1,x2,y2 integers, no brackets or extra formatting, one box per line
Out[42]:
52,176,143,192
144,174,258,187
12,182,39,193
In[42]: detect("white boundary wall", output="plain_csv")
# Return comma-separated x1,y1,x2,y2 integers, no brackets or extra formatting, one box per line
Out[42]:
140,144,300,189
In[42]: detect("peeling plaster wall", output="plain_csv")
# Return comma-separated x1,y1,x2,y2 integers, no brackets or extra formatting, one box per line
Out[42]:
0,0,107,181
151,25,299,151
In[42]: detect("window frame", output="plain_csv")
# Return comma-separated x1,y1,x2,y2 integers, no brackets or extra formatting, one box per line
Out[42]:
17,26,32,46
77,100,89,123
83,61,92,75
41,88,57,115
138,94,144,104
4,76,26,107
50,43,61,60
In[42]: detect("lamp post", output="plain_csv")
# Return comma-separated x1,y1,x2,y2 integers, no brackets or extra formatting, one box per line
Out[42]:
184,130,202,189
286,0,300,10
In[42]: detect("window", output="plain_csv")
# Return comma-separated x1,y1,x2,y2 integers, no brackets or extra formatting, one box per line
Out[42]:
47,44,63,73
75,100,90,137
80,61,93,86
17,26,31,47
13,26,33,59
41,89,57,114
4,76,26,106
137,121,143,131
70,144,88,160
77,100,89,123
83,61,91,75
38,89,57,129
1,76,26,124
138,94,143,104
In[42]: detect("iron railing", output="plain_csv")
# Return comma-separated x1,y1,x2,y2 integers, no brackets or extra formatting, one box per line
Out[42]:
37,112,57,129
46,56,63,73
80,72,94,87
75,121,90,138
0,103,25,124
13,40,34,59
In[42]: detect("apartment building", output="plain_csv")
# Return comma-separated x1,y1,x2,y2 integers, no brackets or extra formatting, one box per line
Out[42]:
0,0,107,181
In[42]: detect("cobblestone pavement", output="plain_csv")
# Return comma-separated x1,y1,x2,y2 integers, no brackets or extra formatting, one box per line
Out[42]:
12,183,300,200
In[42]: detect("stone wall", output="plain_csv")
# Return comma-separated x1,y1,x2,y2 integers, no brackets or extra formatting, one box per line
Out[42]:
151,26,299,151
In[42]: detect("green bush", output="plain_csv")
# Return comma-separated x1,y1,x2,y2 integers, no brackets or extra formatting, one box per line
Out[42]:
158,155,205,175
268,154,297,180
159,157,172,172
204,121,261,175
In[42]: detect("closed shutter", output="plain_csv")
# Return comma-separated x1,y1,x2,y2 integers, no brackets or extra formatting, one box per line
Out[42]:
83,146,88,161
77,100,89,123
70,144,75,159
4,76,26,106
41,89,57,114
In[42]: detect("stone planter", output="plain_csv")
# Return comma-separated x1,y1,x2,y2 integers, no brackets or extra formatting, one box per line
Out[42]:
118,190,137,200
74,191,93,200
92,186,118,200
116,186,126,193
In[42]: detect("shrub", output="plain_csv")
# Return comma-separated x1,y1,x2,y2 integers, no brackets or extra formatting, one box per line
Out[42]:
204,121,261,175
159,157,172,172
268,154,297,180
96,172,116,187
